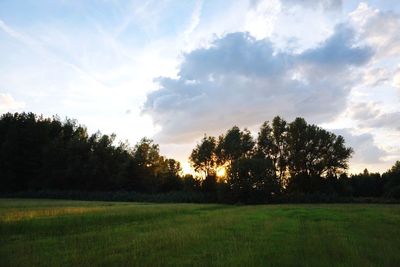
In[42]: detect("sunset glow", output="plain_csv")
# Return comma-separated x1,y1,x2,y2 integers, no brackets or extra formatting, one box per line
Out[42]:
216,167,227,178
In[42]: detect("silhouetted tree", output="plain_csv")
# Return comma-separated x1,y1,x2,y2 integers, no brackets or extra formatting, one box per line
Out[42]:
257,117,288,190
3,112,399,203
230,157,276,203
351,169,383,197
0,113,183,194
215,126,254,165
189,135,217,177
157,158,183,192
285,118,353,193
382,161,400,198
182,174,201,192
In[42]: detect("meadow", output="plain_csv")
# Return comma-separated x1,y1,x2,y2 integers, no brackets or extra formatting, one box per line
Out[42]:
1,199,400,266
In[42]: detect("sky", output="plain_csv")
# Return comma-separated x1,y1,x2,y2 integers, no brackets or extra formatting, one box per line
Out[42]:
0,0,399,174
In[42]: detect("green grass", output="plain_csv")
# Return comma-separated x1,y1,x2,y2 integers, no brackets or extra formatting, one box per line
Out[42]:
1,199,400,266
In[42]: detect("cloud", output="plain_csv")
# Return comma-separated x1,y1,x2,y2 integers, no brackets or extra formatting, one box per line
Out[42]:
0,19,34,45
279,0,342,12
363,112,400,131
350,3,400,58
349,102,400,131
349,102,381,121
0,93,25,113
251,0,342,12
245,0,281,40
299,24,372,67
393,69,400,92
183,0,203,37
178,32,287,80
362,67,391,87
334,129,386,164
143,24,373,143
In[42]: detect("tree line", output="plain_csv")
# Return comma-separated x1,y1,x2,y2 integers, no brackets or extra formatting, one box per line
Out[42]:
0,112,184,193
0,112,399,203
189,116,400,202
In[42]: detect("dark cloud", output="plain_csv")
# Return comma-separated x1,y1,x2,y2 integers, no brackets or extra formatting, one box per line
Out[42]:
300,24,373,67
143,24,372,143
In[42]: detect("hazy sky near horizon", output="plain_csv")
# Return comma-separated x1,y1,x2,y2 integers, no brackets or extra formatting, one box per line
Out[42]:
1,0,399,174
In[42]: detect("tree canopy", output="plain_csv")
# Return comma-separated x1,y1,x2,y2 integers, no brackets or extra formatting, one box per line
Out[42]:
189,116,354,201
0,112,182,193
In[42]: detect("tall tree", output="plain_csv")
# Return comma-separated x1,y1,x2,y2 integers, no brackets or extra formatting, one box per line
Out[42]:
215,126,254,166
189,135,217,177
230,157,275,203
257,116,288,189
382,161,400,198
286,118,352,177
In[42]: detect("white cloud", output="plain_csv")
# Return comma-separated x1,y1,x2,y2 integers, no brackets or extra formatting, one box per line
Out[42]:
348,101,400,131
143,24,372,144
393,68,400,91
245,0,281,40
349,102,380,120
333,128,389,173
362,67,391,87
335,128,386,164
350,3,400,59
0,93,25,113
280,0,342,11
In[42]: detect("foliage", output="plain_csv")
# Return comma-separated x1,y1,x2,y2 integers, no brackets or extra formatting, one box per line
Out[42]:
189,135,217,177
0,112,184,194
190,116,356,202
351,169,383,197
382,161,400,198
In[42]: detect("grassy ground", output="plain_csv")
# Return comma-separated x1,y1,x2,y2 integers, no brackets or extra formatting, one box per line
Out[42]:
1,199,400,266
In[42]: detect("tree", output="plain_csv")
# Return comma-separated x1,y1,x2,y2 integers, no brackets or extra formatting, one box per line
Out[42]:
189,135,217,177
257,116,288,189
287,118,352,175
284,118,353,193
133,138,161,169
351,169,383,197
157,158,183,192
132,138,180,193
382,161,400,198
215,126,254,165
214,126,261,200
230,157,276,203
0,113,184,194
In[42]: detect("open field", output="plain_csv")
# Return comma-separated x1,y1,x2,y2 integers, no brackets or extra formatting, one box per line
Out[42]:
1,199,400,266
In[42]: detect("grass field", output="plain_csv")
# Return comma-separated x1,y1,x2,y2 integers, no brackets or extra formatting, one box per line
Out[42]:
1,199,400,266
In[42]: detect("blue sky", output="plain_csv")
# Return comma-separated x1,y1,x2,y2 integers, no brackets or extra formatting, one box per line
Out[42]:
1,0,399,174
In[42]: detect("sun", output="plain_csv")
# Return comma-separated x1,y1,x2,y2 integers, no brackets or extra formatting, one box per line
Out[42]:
216,167,226,178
